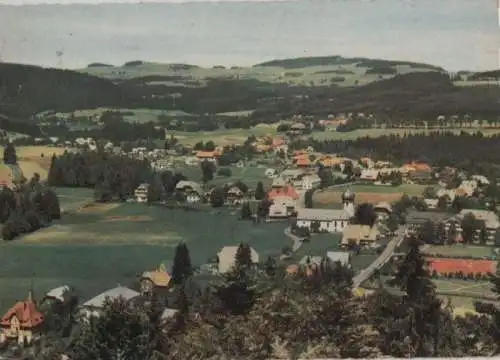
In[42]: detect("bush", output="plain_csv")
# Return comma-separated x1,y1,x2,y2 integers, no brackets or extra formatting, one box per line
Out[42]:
218,168,232,177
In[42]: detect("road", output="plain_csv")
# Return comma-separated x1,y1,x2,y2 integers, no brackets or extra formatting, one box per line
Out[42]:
352,226,406,288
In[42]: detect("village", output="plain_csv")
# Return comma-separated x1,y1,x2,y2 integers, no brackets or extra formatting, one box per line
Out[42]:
0,129,498,358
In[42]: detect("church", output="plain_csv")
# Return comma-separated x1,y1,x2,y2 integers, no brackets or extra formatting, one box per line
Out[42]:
295,189,356,233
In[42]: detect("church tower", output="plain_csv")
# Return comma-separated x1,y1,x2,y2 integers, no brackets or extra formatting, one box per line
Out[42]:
342,188,355,217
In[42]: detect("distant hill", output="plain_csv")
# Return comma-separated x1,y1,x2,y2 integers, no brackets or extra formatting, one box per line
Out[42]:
468,70,500,81
289,71,500,119
254,55,445,71
0,63,126,119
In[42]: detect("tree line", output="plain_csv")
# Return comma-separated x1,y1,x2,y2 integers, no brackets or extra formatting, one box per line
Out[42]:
1,144,61,240
34,238,500,359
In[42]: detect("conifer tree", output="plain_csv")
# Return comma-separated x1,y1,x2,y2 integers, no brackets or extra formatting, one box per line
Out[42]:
254,181,265,200
240,202,252,220
387,237,445,357
234,242,253,270
3,142,17,165
171,242,193,285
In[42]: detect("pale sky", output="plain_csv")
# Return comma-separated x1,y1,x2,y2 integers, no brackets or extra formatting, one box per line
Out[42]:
1,0,285,4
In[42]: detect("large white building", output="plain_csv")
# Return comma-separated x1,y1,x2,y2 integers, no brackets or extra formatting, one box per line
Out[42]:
295,189,356,233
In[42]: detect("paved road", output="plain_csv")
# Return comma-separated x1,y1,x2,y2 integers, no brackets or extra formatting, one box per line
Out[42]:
352,226,406,288
284,226,303,252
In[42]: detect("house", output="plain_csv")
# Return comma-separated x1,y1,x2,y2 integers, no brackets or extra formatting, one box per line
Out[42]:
457,180,478,196
140,262,172,294
134,183,149,203
373,202,392,220
326,251,351,268
424,198,439,209
436,188,456,203
271,177,287,188
295,157,311,168
405,211,455,241
280,169,305,182
471,175,490,186
268,184,299,202
341,225,381,247
0,292,44,346
300,174,321,190
196,151,220,163
80,287,140,320
227,186,244,201
184,156,199,166
295,208,351,233
269,203,289,218
299,255,324,267
186,191,202,204
360,169,380,183
175,180,203,195
217,246,260,274
457,209,500,244
265,168,278,178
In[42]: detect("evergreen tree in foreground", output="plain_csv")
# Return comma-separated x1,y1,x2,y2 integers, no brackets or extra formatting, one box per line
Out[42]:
171,242,193,285
3,142,17,165
254,181,265,200
235,242,253,270
387,236,446,357
240,202,252,220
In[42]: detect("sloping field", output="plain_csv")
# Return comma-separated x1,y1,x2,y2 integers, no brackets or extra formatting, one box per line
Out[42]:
427,257,497,275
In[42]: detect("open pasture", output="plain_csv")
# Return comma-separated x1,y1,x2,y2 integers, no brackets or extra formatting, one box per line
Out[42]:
422,245,494,259
0,203,291,312
433,279,494,298
314,183,424,205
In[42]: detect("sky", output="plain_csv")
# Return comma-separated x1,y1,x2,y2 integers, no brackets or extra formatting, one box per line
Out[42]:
0,0,497,71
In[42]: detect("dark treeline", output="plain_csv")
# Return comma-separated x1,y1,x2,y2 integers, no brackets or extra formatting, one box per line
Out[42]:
3,63,500,128
292,131,500,174
37,239,500,360
47,151,152,201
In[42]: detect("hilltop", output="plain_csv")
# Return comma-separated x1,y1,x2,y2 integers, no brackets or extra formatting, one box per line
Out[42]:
0,56,499,137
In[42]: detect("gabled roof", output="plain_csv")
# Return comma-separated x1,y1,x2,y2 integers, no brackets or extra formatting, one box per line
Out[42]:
82,287,139,309
326,251,351,266
296,208,351,221
268,185,299,201
196,151,220,158
45,285,71,302
176,181,203,195
141,270,171,287
1,293,44,328
342,225,380,243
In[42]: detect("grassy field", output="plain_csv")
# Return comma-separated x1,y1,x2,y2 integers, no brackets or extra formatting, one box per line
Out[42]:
422,245,495,259
433,279,494,298
81,60,436,88
314,183,425,205
54,187,95,212
0,203,293,313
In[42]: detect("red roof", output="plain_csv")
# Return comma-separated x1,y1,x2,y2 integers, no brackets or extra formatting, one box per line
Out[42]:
272,137,285,147
426,257,496,275
267,185,299,200
1,299,44,328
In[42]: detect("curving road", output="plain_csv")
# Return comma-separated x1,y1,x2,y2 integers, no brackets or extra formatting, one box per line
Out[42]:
352,226,406,288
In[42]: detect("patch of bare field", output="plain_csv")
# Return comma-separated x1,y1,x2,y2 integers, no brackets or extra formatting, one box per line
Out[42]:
314,190,403,205
102,215,154,222
79,203,121,214
17,146,74,159
20,226,182,245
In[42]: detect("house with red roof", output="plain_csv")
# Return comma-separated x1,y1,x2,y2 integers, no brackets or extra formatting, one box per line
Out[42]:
267,184,299,201
0,292,44,346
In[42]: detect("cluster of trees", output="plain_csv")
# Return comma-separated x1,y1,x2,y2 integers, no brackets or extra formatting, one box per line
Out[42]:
47,151,152,202
37,238,500,359
0,144,61,240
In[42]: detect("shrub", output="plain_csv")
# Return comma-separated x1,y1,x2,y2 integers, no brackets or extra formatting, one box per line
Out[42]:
218,168,232,177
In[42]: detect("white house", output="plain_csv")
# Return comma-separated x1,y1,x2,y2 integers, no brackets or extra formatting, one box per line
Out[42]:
134,183,149,203
269,203,288,218
265,168,278,178
300,174,321,190
80,286,140,320
360,169,380,182
326,251,351,268
186,191,202,204
295,208,351,233
217,246,259,274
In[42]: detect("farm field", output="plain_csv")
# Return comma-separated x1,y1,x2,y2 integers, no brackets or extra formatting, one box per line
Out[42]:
0,203,292,313
53,187,95,213
314,183,425,205
422,244,495,259
433,279,494,298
